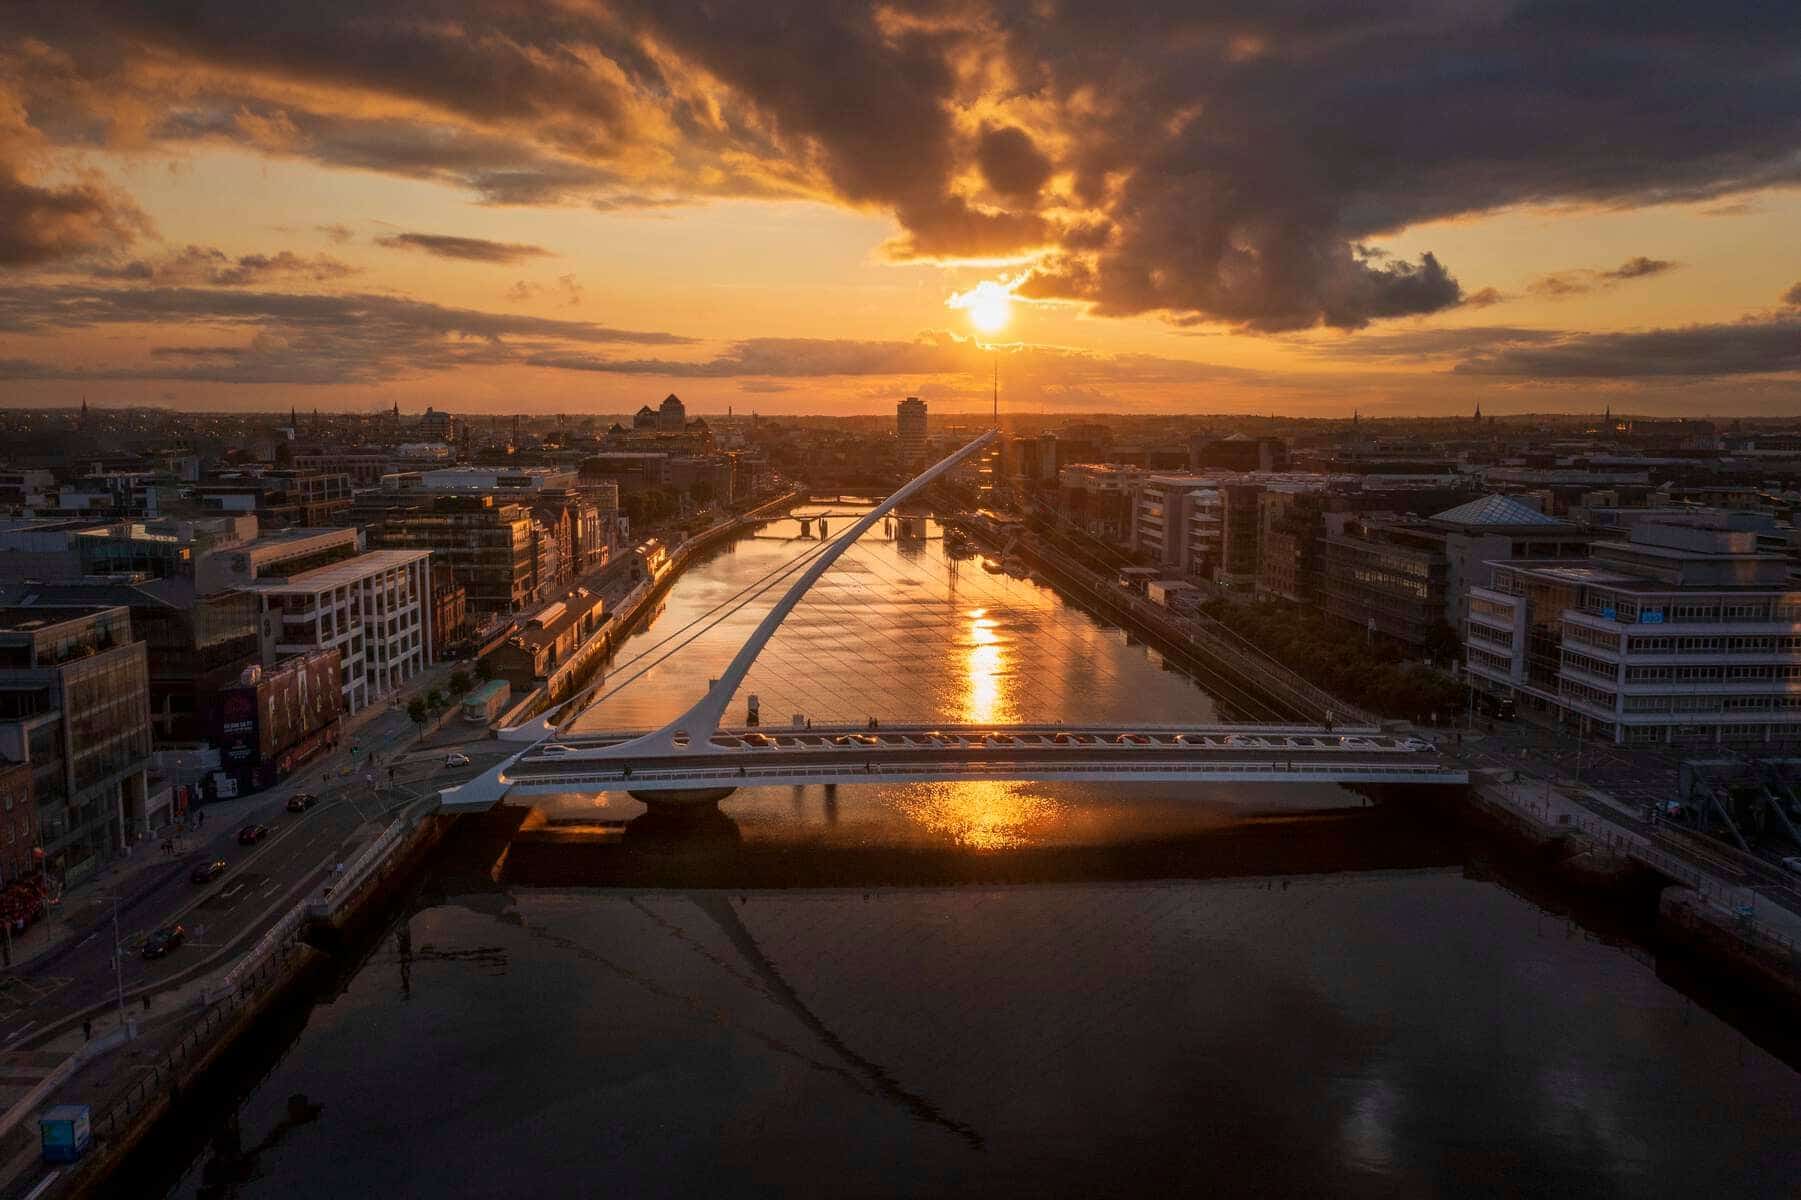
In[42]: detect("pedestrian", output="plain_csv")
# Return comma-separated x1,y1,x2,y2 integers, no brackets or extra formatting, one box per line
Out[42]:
83,1018,92,1041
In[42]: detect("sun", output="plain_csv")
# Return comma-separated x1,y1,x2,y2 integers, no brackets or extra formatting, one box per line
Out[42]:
957,280,1013,334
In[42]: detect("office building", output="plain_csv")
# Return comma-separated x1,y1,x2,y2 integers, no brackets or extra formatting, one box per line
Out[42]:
1468,518,1801,747
897,398,928,471
1320,495,1588,653
0,606,153,882
245,548,433,714
363,495,537,615
0,579,259,745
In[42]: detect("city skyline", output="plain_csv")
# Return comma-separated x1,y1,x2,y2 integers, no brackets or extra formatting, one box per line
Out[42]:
1,3,1798,416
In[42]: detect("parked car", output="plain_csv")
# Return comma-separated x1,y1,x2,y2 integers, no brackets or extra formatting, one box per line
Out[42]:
142,925,186,959
444,752,471,768
1781,856,1801,878
286,792,317,813
237,824,269,846
191,859,227,885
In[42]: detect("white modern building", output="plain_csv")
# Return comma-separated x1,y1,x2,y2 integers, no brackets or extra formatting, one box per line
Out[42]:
247,549,433,714
1466,517,1801,747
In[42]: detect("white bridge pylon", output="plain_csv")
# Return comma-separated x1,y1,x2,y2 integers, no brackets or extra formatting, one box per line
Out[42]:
441,431,1000,808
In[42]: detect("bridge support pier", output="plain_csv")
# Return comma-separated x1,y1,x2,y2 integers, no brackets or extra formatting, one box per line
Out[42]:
628,787,737,818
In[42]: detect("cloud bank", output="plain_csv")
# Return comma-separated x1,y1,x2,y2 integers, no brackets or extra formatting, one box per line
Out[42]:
2,0,1796,337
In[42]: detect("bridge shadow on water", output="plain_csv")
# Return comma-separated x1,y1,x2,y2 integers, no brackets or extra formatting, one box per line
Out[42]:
432,787,1467,893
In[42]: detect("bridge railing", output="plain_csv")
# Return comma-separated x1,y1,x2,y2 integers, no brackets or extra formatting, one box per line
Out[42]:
507,758,1464,789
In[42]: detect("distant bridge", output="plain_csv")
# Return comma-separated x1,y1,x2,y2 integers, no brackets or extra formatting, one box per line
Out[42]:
442,432,1464,813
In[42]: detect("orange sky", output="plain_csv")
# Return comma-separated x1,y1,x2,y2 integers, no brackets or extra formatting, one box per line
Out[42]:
3,2,1799,416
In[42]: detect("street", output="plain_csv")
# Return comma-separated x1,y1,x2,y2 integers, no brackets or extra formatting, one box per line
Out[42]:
0,679,508,1052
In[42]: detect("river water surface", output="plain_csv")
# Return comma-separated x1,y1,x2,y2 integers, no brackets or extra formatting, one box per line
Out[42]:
148,510,1801,1198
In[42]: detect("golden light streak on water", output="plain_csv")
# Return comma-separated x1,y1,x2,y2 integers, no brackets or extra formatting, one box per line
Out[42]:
892,779,1058,849
964,612,1003,724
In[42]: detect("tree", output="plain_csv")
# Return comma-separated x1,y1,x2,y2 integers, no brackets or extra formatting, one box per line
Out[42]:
407,697,428,726
448,669,471,696
474,656,495,682
425,688,446,712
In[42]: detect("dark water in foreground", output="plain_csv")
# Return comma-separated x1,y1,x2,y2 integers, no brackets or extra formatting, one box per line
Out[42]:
146,512,1801,1198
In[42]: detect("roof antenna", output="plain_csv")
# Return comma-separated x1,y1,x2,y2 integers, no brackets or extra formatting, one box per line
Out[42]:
991,355,998,428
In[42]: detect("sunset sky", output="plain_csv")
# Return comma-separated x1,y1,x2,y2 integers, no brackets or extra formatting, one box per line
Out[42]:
3,2,1799,416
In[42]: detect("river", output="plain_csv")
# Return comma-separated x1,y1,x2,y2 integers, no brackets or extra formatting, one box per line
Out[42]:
143,508,1801,1198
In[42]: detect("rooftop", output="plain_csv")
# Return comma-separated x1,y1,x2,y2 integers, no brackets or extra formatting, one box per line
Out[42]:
1430,494,1564,528
248,549,430,592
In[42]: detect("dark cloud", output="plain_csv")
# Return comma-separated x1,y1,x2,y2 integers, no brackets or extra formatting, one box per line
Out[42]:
1461,287,1507,309
0,171,149,267
375,232,552,263
1528,255,1681,298
976,125,1054,200
0,282,691,384
0,80,151,267
317,223,355,244
7,1,1801,334
1454,316,1801,378
90,245,357,285
1603,256,1675,281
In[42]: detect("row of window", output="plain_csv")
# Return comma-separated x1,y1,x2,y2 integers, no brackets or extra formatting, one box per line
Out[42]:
1563,651,1615,679
1468,624,1513,649
1613,694,1801,713
1622,634,1801,655
1564,624,1621,651
1623,664,1801,683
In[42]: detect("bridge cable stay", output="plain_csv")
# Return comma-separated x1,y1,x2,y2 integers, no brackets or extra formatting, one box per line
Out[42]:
563,430,1001,757
554,527,944,734
746,548,1214,727
727,545,1229,731
743,537,1282,726
538,533,847,736
734,518,1243,727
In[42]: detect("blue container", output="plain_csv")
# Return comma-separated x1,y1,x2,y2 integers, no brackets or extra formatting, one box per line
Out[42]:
40,1104,91,1163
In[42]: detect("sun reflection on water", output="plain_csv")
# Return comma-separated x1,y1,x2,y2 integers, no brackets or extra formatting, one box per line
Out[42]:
964,607,1005,724
894,780,1058,850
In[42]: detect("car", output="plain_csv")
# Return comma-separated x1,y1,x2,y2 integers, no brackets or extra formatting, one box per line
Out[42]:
237,824,269,846
443,752,471,768
191,859,227,884
1397,737,1431,752
740,733,773,748
1113,733,1152,745
540,744,572,755
286,792,317,813
1781,856,1801,877
142,925,186,959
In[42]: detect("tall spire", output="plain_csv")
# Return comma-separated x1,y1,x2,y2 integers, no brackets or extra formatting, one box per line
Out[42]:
992,355,998,426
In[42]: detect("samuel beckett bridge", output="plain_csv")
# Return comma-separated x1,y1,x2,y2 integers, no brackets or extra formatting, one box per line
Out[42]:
441,431,1466,813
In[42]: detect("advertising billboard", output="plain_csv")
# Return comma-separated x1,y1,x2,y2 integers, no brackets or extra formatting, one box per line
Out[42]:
212,650,342,790
255,650,342,760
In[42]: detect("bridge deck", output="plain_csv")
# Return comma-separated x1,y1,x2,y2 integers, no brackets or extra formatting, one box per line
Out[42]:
437,723,1466,809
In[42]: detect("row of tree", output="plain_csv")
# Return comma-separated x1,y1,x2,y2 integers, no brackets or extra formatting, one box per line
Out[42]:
1203,600,1466,725
405,664,489,726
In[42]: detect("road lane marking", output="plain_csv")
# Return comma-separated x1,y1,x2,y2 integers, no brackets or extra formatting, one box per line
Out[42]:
4,1020,36,1043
